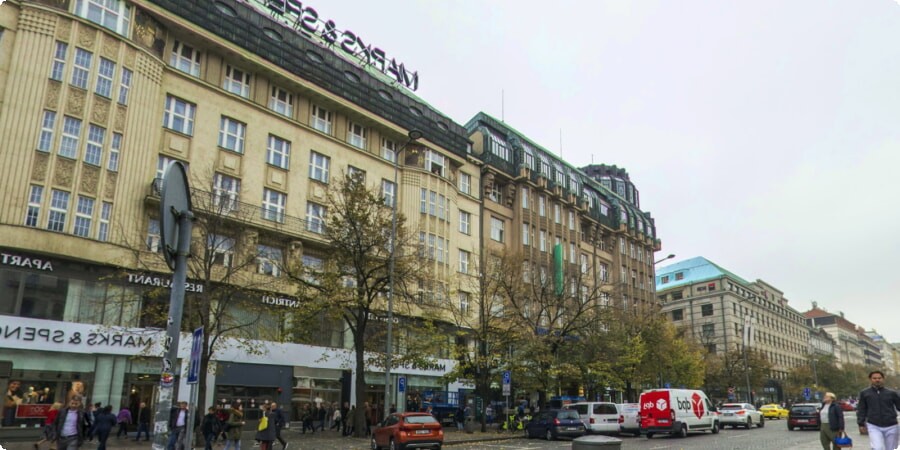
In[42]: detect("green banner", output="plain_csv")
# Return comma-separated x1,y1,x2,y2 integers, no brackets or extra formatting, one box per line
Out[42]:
553,244,564,295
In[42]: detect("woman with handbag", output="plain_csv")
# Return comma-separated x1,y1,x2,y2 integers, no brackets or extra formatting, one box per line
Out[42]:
254,404,276,450
820,392,848,449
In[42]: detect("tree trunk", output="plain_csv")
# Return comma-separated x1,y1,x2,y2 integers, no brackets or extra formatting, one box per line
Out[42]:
353,329,368,438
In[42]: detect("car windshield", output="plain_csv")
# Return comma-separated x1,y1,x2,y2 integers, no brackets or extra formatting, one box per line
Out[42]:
720,405,744,410
556,410,580,420
792,406,816,414
405,415,438,424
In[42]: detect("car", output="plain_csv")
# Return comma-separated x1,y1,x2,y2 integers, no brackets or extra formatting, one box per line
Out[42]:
759,404,789,419
617,403,641,436
718,403,764,429
837,401,856,412
787,403,821,431
524,409,586,440
564,401,620,434
639,389,720,438
371,412,444,450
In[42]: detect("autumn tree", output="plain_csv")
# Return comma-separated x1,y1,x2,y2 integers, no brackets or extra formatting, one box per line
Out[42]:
704,348,773,402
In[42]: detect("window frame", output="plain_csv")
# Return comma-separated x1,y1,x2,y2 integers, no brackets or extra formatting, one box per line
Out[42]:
108,132,122,171
118,68,132,105
223,65,251,98
268,85,294,117
213,173,241,213
458,211,471,235
266,134,291,169
262,188,286,223
170,40,201,77
47,189,70,232
218,116,246,154
306,202,326,233
381,179,396,207
71,47,93,90
163,95,196,136
72,196,95,237
25,185,43,227
74,0,132,36
347,121,367,149
459,172,471,195
97,201,112,241
308,151,330,183
50,41,68,81
490,216,504,242
311,104,333,134
84,124,105,166
95,57,115,98
38,110,56,152
58,116,82,159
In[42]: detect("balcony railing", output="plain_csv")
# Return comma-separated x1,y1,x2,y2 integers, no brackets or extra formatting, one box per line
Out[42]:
149,178,326,237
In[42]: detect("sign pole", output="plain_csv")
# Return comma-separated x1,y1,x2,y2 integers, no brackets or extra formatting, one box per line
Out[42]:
184,327,204,450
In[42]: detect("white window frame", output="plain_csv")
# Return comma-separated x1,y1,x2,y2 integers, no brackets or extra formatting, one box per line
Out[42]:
95,57,115,98
311,104,332,134
268,85,293,117
170,40,201,77
523,148,535,170
522,223,530,246
490,217,504,242
73,196,94,237
521,186,529,209
208,234,235,267
108,133,122,171
257,244,283,277
218,116,246,153
71,48,92,89
262,188,286,223
381,138,397,162
84,124,105,166
223,65,251,98
163,95,195,135
554,204,561,224
309,151,330,183
306,202,326,233
538,195,546,216
458,250,470,274
213,173,241,213
581,254,589,274
97,201,111,241
459,292,469,314
146,219,160,252
459,172,471,195
25,185,43,227
381,179,396,207
539,229,547,252
47,189,70,232
568,211,575,231
74,0,132,36
347,121,367,149
266,134,291,169
459,211,471,235
156,155,176,180
425,150,446,177
59,116,82,159
50,41,67,81
118,68,132,105
38,111,56,152
569,243,576,264
490,135,509,160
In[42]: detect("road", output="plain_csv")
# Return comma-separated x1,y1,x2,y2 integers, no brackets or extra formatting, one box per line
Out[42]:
450,414,870,450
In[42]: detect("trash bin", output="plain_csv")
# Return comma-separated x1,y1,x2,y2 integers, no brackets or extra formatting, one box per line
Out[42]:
463,416,476,434
571,435,622,450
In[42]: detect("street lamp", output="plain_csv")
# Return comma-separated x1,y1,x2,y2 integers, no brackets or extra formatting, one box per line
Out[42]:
654,254,675,265
385,129,423,420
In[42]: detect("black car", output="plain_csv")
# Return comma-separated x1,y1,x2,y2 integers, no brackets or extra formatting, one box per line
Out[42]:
524,409,586,440
787,404,820,430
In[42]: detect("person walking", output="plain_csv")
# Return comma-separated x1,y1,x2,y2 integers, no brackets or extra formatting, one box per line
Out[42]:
340,402,350,436
300,403,314,434
316,403,327,432
34,402,62,450
223,403,245,450
254,405,276,450
819,392,845,450
53,397,86,450
200,407,220,450
857,370,900,450
93,406,117,450
115,405,132,439
330,404,341,432
134,402,151,441
167,401,189,450
269,402,287,450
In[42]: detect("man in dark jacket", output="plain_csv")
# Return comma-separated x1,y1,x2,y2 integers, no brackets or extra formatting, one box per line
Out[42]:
53,397,86,450
857,370,900,450
135,402,151,441
167,401,189,450
270,402,287,450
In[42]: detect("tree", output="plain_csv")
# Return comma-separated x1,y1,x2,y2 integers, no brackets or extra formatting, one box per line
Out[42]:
284,174,431,437
704,348,773,403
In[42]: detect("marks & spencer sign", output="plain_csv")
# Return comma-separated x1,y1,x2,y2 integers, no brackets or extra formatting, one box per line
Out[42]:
251,0,419,91
0,316,162,356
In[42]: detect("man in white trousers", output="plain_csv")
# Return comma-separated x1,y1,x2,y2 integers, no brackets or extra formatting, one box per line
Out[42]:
857,371,900,450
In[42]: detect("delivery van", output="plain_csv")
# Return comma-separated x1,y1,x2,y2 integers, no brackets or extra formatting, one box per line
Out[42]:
639,389,719,438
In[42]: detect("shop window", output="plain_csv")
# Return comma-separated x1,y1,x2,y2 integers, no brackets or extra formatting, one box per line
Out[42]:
0,269,68,321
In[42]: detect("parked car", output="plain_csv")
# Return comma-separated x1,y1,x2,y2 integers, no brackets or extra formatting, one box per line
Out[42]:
787,404,820,431
759,404,789,419
718,403,764,429
618,403,641,436
371,412,444,450
524,409,586,440
639,389,719,438
837,401,856,412
564,402,619,434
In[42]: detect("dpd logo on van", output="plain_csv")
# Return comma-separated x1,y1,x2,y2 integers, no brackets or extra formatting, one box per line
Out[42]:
690,392,705,419
656,399,667,411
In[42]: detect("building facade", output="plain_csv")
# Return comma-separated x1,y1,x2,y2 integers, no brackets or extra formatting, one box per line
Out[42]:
865,330,895,376
0,0,481,430
803,307,865,368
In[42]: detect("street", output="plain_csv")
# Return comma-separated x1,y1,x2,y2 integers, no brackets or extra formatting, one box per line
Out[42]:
450,414,870,450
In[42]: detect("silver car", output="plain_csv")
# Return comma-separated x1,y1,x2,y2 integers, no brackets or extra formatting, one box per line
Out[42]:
718,403,764,429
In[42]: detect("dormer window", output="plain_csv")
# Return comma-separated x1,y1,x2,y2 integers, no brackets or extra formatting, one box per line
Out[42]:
425,150,445,177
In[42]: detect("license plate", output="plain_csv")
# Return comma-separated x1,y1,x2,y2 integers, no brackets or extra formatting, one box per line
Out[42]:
797,419,808,423
724,413,733,416
658,419,669,423
415,429,430,435
566,427,578,431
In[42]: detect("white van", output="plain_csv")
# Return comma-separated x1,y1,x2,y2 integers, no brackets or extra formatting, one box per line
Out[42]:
639,389,719,438
563,402,620,434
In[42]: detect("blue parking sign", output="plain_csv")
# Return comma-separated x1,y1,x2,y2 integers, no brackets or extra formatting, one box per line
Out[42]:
398,377,406,393
502,371,511,385
803,387,811,399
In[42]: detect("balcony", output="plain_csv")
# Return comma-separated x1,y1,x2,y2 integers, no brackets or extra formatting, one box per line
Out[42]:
148,178,327,238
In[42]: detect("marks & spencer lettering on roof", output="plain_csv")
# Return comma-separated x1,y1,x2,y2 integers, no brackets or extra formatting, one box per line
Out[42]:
248,0,419,91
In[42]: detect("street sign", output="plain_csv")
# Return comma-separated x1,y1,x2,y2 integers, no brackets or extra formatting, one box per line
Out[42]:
159,161,192,271
187,327,203,384
803,387,811,399
398,377,406,393
502,370,511,396
664,382,671,389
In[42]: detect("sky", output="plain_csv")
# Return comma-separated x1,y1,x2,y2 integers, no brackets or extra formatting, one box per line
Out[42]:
311,0,900,341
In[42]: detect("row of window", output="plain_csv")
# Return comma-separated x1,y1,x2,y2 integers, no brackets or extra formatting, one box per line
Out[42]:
25,185,111,241
51,41,132,104
38,110,122,171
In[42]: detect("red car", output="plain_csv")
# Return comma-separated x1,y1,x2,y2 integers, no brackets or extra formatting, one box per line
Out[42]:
371,412,444,450
837,401,856,412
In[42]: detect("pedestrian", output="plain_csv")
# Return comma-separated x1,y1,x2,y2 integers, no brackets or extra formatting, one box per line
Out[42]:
223,403,245,450
93,405,117,450
819,392,845,450
330,404,342,432
33,402,62,450
485,405,494,425
53,397,86,450
254,405,276,450
200,407,219,450
316,403,327,431
325,402,334,431
269,402,287,450
340,402,350,436
345,405,356,436
217,403,230,442
857,370,900,450
455,405,464,430
84,403,98,442
115,405,132,439
389,404,396,414
167,401,189,450
300,403,313,434
134,402,151,441
364,402,374,436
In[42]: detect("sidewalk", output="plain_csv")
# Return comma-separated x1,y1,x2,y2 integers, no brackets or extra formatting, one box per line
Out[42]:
1,428,519,450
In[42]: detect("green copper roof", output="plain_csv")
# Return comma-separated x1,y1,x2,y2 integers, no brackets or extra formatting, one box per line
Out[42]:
655,256,752,291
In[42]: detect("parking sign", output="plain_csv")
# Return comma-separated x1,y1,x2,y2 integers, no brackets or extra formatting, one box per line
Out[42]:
398,377,406,393
187,327,203,384
502,371,511,396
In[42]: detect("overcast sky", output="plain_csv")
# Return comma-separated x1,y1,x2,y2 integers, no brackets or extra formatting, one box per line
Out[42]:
316,0,900,341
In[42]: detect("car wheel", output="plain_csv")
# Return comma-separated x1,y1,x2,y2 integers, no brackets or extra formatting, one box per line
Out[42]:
678,424,687,438
646,432,654,439
546,429,555,441
712,422,720,434
788,425,794,431
757,417,765,428
389,438,398,450
370,436,379,450
718,422,724,430
746,417,752,429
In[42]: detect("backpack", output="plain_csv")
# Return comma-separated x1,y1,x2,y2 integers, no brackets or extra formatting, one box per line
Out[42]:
258,415,268,431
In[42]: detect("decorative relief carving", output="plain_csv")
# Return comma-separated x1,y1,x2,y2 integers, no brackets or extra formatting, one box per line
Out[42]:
54,158,75,187
92,97,110,124
80,164,99,195
66,88,86,117
56,17,72,40
77,24,96,49
114,105,126,131
19,8,57,36
104,172,118,199
124,47,136,67
32,152,49,182
45,81,61,109
138,53,163,85
134,9,166,57
101,35,119,59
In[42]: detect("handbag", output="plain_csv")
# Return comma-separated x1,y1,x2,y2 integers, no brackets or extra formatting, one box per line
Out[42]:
833,431,853,448
258,415,268,431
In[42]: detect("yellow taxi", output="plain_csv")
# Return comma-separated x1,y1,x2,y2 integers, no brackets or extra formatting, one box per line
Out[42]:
759,404,789,419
